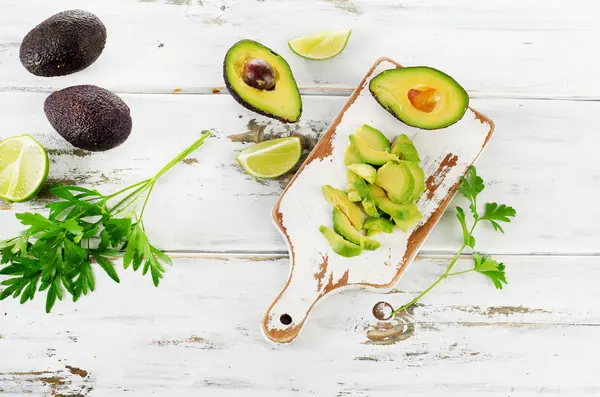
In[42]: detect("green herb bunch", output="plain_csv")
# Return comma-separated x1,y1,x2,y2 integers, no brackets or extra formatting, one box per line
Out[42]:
0,132,211,312
391,166,516,316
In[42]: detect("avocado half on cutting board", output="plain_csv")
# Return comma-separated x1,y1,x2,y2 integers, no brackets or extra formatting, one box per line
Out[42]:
223,39,302,123
369,66,469,130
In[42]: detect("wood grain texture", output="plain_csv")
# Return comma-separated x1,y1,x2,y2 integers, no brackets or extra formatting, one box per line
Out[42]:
1,255,599,395
0,0,597,98
1,93,598,255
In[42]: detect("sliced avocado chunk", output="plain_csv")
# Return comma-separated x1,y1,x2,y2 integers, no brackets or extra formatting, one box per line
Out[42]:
344,145,361,165
346,169,359,184
391,143,420,164
319,225,362,257
391,135,420,164
369,183,415,220
332,209,380,251
363,217,395,235
375,161,414,204
369,66,469,130
353,177,379,218
392,133,413,145
224,39,302,123
349,134,397,166
393,204,422,232
355,124,390,152
322,185,367,229
347,163,377,184
400,160,425,202
347,183,361,202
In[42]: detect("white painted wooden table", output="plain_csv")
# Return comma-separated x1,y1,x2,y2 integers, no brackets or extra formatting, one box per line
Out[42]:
1,0,598,395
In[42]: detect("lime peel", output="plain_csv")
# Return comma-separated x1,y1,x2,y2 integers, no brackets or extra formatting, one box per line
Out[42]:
288,29,352,60
0,134,49,202
236,136,302,179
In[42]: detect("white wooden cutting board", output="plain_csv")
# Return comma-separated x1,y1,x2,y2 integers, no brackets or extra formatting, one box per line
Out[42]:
261,57,495,344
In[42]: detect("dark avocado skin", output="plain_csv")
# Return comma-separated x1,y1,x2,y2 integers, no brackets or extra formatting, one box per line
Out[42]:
223,40,302,124
44,85,132,152
20,9,107,77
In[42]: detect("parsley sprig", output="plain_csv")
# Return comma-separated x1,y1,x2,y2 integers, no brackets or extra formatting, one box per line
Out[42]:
391,166,516,316
0,132,211,312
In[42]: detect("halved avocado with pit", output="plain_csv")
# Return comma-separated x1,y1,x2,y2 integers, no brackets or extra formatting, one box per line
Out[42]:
224,39,302,123
369,66,469,130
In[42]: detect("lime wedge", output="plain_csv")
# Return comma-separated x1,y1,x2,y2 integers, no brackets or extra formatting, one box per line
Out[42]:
236,137,302,179
0,135,49,202
288,29,352,60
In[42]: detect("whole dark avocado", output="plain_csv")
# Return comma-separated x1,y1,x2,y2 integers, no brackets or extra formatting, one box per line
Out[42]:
20,9,107,77
44,85,132,152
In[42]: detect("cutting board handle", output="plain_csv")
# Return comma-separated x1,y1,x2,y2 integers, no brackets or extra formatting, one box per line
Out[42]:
262,254,348,344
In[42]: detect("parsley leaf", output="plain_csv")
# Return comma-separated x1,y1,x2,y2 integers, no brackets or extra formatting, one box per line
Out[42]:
480,203,517,233
458,166,484,220
0,132,211,312
473,253,507,290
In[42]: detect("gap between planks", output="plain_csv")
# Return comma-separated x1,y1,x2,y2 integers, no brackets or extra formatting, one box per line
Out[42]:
157,251,600,260
0,86,599,103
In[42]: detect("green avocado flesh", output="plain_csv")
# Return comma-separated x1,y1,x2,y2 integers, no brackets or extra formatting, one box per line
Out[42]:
375,162,414,204
355,124,390,152
369,183,414,220
344,146,361,165
347,163,377,184
364,217,395,236
401,160,425,202
391,134,420,164
319,225,362,257
224,39,302,123
332,208,380,251
393,205,423,232
349,134,397,166
353,177,379,218
322,185,367,229
320,123,427,257
369,66,469,130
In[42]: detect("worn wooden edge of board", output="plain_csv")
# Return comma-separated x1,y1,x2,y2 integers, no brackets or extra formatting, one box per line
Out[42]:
262,57,496,344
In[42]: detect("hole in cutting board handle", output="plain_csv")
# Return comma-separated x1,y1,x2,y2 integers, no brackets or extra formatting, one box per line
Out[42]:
280,314,293,325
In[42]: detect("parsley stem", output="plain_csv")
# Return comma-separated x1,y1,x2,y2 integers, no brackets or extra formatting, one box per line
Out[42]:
108,182,152,216
152,131,211,182
105,178,153,200
138,182,155,219
447,268,475,277
390,219,480,317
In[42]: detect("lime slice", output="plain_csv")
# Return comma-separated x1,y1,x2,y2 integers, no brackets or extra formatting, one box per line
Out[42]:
0,135,49,202
288,29,352,60
236,137,302,179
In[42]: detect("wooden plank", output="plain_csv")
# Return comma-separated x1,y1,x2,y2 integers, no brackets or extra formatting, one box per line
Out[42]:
1,92,598,254
1,254,599,395
0,0,597,97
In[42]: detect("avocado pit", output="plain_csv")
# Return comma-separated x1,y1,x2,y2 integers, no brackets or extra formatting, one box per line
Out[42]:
242,58,276,91
407,86,440,113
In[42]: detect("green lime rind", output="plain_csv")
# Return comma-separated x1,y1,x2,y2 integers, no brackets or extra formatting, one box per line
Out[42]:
236,136,302,179
288,29,352,60
0,134,49,203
